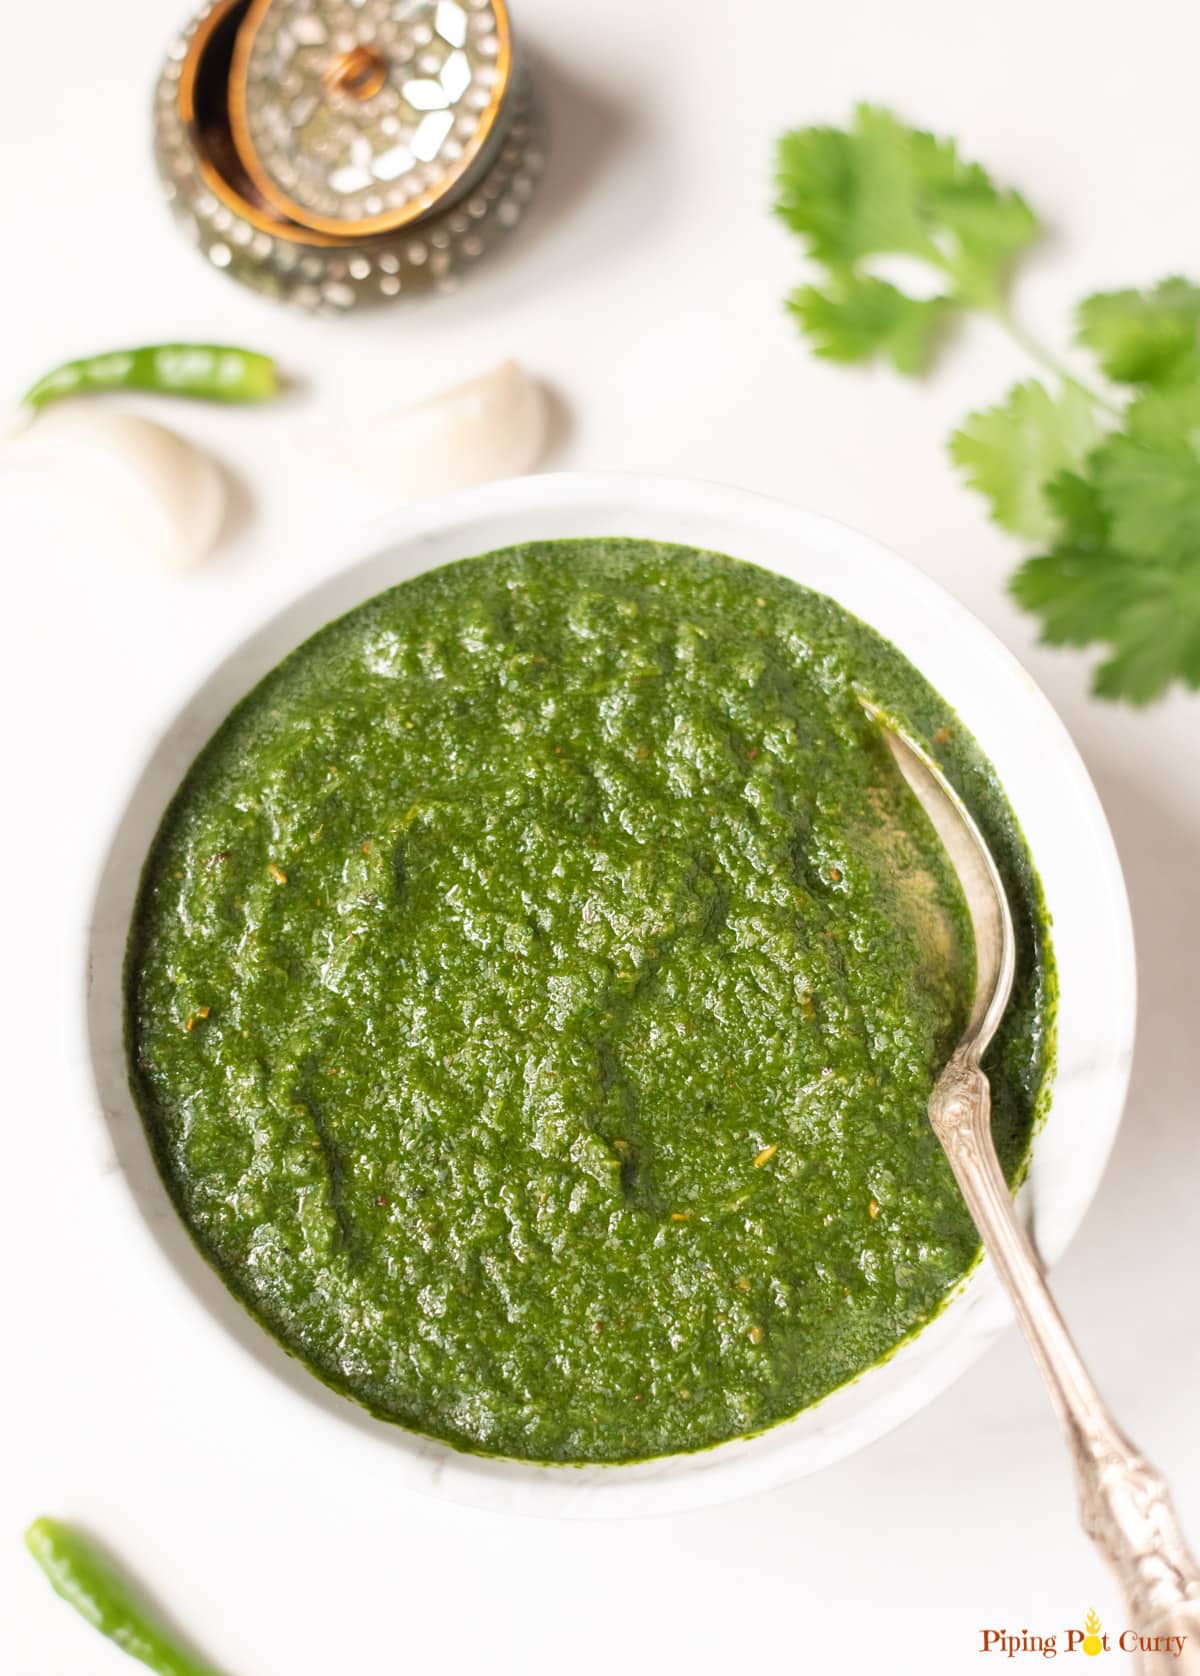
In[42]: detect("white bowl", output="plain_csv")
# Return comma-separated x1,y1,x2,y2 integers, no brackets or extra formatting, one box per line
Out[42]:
87,472,1135,1517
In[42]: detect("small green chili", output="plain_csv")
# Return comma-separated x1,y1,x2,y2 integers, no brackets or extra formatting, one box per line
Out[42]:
24,1517,227,1676
22,343,279,408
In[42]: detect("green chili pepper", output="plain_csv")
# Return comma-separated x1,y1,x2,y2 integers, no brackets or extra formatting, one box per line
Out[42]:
24,1517,227,1676
22,343,279,409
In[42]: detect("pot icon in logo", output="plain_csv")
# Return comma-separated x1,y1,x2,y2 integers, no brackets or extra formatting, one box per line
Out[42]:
1082,1610,1104,1656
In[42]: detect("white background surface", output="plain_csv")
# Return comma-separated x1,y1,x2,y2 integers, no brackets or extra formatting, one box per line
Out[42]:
2,0,1198,1670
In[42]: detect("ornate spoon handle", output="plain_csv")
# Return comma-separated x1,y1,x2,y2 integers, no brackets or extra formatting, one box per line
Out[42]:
930,1051,1200,1675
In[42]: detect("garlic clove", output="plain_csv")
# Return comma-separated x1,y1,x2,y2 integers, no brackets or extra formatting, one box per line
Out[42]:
302,359,548,500
2,403,226,571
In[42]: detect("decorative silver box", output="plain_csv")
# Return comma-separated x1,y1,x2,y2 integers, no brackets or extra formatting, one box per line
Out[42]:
153,0,544,311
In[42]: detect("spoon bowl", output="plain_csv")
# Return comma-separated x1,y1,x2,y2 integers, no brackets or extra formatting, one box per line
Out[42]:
863,699,1015,1054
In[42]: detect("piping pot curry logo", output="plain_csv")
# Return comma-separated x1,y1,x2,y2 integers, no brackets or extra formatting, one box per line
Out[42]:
1080,1611,1105,1656
981,1608,1192,1660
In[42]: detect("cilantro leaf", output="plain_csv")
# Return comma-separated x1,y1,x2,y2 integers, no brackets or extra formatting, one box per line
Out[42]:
1011,459,1200,704
775,107,941,270
1075,278,1200,387
1093,433,1200,562
789,277,946,373
931,166,1040,308
775,104,1038,368
1121,377,1200,449
1087,384,1200,561
949,380,1103,541
1013,542,1200,704
1010,473,1145,647
773,105,1200,703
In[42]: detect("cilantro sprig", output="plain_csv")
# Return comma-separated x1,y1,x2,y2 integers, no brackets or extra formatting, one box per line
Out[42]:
775,104,1200,705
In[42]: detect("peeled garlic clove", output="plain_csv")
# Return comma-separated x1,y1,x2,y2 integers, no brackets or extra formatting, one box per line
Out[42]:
2,403,226,571
303,359,548,500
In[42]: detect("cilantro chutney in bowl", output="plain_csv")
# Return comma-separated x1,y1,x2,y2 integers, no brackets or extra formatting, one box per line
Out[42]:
114,475,1133,1512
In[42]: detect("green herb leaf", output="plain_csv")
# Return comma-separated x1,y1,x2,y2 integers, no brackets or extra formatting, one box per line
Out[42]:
1013,544,1200,704
1121,377,1200,449
1075,278,1200,388
1014,391,1200,701
1011,473,1139,648
775,104,1200,703
1012,464,1200,704
1086,383,1200,564
775,104,1038,366
788,277,947,373
949,380,1104,541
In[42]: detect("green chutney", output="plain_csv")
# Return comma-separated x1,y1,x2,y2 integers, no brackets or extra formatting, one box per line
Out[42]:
126,539,1054,1462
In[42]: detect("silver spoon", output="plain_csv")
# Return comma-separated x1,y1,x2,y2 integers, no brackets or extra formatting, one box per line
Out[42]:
867,702,1200,1675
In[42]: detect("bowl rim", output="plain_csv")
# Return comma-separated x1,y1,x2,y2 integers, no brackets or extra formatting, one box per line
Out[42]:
86,470,1136,1518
